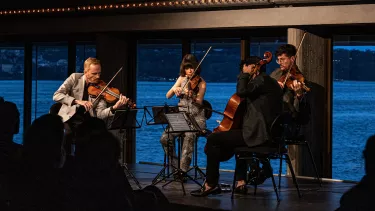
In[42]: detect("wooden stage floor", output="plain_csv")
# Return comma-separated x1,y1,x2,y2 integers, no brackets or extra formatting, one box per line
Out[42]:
126,164,354,211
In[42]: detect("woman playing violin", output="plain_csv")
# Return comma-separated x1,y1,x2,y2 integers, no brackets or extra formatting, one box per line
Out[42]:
191,56,283,197
270,44,309,121
160,54,207,174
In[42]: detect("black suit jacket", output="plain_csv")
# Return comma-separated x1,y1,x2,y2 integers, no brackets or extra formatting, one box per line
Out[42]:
236,72,283,147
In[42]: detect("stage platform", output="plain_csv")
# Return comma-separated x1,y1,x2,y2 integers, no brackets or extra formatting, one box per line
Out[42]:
125,163,355,211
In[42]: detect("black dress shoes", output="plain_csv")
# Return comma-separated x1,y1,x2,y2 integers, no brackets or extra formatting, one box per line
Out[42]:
190,185,221,197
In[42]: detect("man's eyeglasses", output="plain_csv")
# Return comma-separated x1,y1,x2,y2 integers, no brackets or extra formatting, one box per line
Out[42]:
276,57,290,64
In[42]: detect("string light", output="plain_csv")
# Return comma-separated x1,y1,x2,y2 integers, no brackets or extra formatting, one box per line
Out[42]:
0,0,269,15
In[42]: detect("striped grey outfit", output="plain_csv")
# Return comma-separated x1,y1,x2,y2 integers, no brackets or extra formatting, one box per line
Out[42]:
160,78,206,172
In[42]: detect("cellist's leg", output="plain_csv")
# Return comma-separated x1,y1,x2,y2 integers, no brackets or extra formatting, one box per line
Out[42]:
205,130,246,187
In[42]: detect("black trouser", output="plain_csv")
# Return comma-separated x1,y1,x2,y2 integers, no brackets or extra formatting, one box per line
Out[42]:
205,129,248,187
64,114,86,156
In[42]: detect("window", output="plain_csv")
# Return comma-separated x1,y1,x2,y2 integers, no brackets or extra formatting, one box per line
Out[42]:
250,37,287,74
0,46,24,144
332,36,375,181
31,44,68,121
136,40,182,164
76,44,96,73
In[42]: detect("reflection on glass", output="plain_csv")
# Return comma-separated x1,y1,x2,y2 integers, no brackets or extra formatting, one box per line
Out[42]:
76,44,96,73
31,45,68,122
333,36,375,181
0,46,24,144
136,40,182,164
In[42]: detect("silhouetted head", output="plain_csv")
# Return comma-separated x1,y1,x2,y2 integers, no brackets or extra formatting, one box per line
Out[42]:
180,54,200,77
240,56,266,73
75,118,120,173
0,98,20,142
364,135,375,176
23,114,65,169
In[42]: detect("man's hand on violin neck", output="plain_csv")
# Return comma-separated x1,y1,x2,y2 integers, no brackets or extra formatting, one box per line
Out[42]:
113,94,129,110
74,100,93,111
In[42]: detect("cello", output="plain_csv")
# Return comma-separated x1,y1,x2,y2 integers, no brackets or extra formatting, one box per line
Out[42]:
204,51,272,153
213,51,273,133
203,52,272,154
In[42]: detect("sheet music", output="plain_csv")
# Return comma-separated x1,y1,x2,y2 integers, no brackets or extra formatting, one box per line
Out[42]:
164,113,192,132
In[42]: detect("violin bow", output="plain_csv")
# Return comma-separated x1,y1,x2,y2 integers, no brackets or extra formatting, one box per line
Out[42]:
181,46,212,91
89,66,124,111
282,31,307,87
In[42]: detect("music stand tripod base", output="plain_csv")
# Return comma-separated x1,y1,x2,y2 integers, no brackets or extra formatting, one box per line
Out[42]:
157,112,203,195
109,109,142,190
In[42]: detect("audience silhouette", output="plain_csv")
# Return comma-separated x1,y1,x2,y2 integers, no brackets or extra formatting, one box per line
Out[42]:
0,97,22,210
8,114,66,211
336,135,375,211
0,99,170,211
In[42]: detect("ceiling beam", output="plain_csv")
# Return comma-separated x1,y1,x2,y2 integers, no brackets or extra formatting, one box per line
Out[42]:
1,4,375,35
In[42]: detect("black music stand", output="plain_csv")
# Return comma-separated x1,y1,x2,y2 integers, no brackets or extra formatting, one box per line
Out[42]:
157,112,202,195
147,105,180,185
143,105,179,125
108,109,142,190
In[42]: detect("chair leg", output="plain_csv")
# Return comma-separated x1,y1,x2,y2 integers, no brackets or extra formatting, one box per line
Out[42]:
231,156,238,199
278,154,283,189
285,154,302,198
305,142,322,187
194,138,198,179
265,160,280,202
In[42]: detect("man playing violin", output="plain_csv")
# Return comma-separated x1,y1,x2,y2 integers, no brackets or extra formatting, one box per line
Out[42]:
159,54,207,175
53,57,129,155
191,56,283,197
270,44,307,119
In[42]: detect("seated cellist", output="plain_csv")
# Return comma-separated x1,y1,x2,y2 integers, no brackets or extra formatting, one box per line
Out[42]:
190,56,283,197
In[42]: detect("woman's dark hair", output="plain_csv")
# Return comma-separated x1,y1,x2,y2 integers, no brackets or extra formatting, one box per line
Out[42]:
275,44,297,57
239,56,266,73
180,54,201,77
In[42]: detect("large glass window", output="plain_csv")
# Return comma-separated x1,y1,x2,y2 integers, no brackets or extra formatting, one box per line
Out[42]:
0,46,24,144
333,36,375,181
136,40,182,164
76,44,96,72
31,44,68,121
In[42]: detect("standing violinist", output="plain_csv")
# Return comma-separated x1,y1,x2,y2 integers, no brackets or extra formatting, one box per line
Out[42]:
53,57,129,155
191,56,283,197
159,54,207,175
270,44,308,121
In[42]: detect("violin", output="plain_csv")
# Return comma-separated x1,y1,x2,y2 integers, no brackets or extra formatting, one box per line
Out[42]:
88,80,136,108
278,31,310,92
180,46,212,99
278,66,310,92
